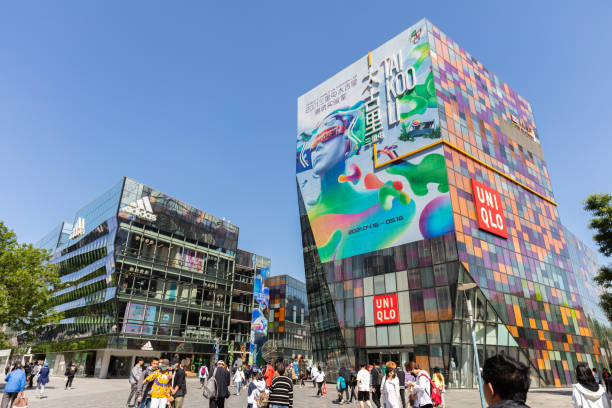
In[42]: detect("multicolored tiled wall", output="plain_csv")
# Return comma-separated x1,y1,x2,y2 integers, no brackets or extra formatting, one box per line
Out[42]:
426,20,605,385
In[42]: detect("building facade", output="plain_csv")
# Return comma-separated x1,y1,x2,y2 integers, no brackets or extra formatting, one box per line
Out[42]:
265,275,311,362
296,18,610,387
35,177,269,377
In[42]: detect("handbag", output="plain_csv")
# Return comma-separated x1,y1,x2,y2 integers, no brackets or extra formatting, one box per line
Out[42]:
322,382,327,394
12,392,28,408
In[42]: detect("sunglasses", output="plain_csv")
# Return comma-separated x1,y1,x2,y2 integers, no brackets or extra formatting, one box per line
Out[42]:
309,124,346,151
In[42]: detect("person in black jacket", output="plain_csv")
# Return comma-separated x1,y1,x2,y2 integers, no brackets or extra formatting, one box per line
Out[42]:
64,362,77,390
395,364,406,408
370,361,383,408
172,359,187,408
209,361,230,408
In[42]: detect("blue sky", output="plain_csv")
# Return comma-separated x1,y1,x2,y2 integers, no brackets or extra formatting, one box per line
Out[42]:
1,1,611,279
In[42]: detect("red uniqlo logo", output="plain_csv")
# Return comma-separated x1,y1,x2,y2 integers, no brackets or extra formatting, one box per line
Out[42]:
471,179,508,239
374,294,399,325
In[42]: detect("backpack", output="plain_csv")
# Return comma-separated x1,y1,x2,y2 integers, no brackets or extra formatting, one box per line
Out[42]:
418,373,442,406
337,376,346,390
203,367,217,399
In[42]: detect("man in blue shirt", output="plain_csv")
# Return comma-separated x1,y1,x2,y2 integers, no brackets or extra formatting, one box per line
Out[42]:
1,362,26,408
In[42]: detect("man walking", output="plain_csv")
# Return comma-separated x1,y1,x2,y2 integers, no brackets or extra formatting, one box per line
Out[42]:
370,361,383,408
128,358,145,407
143,359,172,408
209,360,230,408
1,362,25,408
356,363,372,408
137,358,159,408
64,362,77,389
171,359,187,408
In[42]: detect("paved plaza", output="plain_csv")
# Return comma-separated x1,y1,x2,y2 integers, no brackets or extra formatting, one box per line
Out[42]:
3,377,579,408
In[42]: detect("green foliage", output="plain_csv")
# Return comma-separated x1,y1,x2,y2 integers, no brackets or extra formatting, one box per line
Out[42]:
0,221,62,340
584,193,612,322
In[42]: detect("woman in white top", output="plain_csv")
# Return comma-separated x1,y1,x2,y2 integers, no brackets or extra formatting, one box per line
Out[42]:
381,362,401,408
233,367,246,396
315,366,326,397
572,363,611,408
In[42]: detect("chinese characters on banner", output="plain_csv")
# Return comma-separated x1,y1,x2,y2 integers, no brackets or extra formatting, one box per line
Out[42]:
374,294,400,325
471,179,508,239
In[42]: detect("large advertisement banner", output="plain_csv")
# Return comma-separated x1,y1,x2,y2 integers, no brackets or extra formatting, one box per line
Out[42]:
249,266,270,366
297,20,452,263
122,302,157,335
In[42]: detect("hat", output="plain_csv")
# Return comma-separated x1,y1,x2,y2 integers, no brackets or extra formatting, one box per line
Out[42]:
43,363,48,367
217,360,224,365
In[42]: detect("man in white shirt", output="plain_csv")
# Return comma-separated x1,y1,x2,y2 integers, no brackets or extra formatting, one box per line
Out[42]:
311,365,319,388
356,363,373,408
407,363,433,408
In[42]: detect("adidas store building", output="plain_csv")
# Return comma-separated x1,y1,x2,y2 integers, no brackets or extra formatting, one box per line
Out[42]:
35,177,241,378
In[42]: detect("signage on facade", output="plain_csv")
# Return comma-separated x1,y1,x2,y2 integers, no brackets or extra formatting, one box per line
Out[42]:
120,196,157,222
374,293,399,325
471,179,508,239
69,217,85,239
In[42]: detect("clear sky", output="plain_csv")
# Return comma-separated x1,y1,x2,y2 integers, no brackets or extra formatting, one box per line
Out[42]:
1,1,611,280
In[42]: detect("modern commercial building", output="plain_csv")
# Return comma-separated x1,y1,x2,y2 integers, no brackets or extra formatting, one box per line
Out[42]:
264,275,311,362
296,18,610,387
35,177,270,377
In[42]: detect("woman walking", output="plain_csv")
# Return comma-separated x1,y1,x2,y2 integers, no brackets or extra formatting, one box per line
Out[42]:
234,366,246,396
37,363,50,399
64,362,77,389
381,362,401,408
315,366,325,397
572,363,610,408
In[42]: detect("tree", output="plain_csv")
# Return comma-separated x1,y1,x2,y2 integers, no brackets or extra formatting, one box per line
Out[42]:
584,193,612,322
0,221,62,341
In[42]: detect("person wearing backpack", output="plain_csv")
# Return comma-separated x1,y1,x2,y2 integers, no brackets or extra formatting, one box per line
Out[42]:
199,364,208,389
432,368,445,408
247,372,268,408
208,360,230,408
381,362,401,408
336,374,347,404
407,363,440,408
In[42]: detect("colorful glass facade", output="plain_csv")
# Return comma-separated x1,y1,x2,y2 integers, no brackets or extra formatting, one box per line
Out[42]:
297,18,610,387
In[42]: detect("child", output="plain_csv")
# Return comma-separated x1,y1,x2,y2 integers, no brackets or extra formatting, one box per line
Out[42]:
337,374,347,404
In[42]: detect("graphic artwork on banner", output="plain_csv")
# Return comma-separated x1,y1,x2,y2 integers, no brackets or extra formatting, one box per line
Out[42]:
297,20,452,263
374,294,400,325
471,179,508,239
249,266,270,365
122,302,157,335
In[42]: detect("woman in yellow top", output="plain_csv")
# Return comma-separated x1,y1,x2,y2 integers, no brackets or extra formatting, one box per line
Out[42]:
143,359,173,408
432,367,445,408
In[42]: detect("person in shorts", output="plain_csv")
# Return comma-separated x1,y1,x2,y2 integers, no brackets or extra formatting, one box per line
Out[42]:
356,362,372,408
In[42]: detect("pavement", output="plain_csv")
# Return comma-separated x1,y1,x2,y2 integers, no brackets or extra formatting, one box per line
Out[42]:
7,377,576,408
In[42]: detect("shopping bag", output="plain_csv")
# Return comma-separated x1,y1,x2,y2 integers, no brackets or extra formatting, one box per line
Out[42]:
322,382,327,394
13,392,28,407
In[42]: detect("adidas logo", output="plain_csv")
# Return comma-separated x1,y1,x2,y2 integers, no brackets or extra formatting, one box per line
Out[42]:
141,341,153,351
69,217,85,239
121,196,157,222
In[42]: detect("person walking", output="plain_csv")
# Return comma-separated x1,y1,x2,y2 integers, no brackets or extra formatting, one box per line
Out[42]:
357,362,373,408
30,362,42,390
311,365,319,388
268,361,293,408
247,372,268,408
64,362,77,389
395,363,406,408
199,364,209,389
1,362,25,408
233,366,246,396
171,359,187,408
209,360,230,408
481,354,531,408
405,363,419,408
264,363,275,388
143,359,172,408
432,368,445,408
37,362,50,399
315,365,325,397
128,358,145,407
572,364,610,408
370,361,383,408
381,362,401,408
348,370,358,403
24,362,32,389
137,358,160,408
406,362,433,408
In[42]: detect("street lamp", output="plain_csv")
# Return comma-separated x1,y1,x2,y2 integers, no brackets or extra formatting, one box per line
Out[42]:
457,282,486,408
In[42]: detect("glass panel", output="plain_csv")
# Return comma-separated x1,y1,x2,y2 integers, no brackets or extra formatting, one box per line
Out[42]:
497,324,509,346
423,288,438,321
345,299,355,327
407,269,421,289
364,296,374,326
426,322,441,343
374,275,385,295
486,324,496,345
364,277,373,296
385,273,396,293
376,326,389,346
413,323,427,344
398,291,411,324
475,322,485,344
400,324,413,345
366,327,377,346
354,297,365,326
410,290,425,322
433,264,449,286
421,267,434,288
396,271,408,292
436,286,453,320
388,325,400,346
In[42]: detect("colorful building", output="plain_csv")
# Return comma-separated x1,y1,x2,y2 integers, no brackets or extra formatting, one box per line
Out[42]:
265,275,311,362
296,18,610,387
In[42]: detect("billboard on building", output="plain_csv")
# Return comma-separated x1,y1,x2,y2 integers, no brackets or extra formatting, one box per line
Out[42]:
296,20,452,263
249,265,270,366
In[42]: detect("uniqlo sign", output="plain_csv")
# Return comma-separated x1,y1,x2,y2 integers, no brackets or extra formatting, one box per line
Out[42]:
471,179,508,239
374,294,399,325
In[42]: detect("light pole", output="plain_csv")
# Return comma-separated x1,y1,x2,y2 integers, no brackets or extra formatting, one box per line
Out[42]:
457,283,486,408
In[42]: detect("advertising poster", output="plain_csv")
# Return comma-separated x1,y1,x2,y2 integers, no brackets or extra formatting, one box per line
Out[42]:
122,302,157,335
297,20,452,263
249,266,270,365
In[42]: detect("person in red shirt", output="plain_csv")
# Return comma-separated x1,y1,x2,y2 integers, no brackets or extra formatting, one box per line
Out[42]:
264,364,275,387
